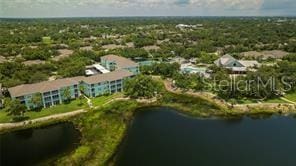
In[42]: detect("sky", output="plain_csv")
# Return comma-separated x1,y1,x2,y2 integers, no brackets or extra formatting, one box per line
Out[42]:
0,0,295,18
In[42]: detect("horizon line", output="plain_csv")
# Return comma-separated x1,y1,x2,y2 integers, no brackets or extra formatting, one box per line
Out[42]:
1,15,296,19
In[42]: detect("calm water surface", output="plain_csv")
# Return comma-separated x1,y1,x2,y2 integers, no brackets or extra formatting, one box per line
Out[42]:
0,123,80,166
116,107,296,166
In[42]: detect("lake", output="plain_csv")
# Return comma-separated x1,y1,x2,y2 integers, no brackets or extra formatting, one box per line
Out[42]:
116,107,296,166
0,123,80,166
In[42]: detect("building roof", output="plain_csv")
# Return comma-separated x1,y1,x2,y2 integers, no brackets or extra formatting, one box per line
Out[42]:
8,77,80,98
240,50,288,59
238,60,260,68
0,56,7,63
214,54,237,67
52,49,74,61
93,64,110,74
101,54,139,68
82,69,133,84
8,69,133,97
23,60,46,66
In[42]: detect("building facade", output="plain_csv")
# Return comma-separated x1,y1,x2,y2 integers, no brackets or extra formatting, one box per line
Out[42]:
9,78,80,109
80,70,133,97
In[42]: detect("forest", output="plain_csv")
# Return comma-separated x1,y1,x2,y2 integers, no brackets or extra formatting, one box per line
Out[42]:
0,17,295,102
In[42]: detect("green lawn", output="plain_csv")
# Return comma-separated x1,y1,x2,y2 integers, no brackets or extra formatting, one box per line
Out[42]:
91,93,123,107
0,99,88,123
285,92,296,102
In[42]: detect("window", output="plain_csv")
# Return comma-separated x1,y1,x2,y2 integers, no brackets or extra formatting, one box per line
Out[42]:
52,90,59,94
43,92,51,96
44,96,52,102
17,96,25,100
74,85,78,88
45,102,52,108
53,100,60,105
52,95,59,99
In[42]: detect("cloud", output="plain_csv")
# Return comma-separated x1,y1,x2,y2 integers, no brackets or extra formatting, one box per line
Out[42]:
189,0,264,10
0,0,295,17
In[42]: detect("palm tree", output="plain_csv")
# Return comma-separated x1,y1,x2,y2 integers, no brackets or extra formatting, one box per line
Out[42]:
31,93,42,108
62,87,71,103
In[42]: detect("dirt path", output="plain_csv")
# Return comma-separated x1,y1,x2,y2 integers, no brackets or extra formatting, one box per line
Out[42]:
163,79,296,112
163,79,230,109
0,109,87,132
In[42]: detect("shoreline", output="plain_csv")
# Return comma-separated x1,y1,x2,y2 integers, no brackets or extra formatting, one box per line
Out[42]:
1,78,295,133
0,109,86,133
1,93,296,165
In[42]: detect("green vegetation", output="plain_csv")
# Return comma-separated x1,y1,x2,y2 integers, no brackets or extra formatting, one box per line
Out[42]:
4,99,26,121
124,75,163,99
263,98,287,104
0,99,87,123
285,92,296,102
91,93,123,107
158,92,225,117
42,37,52,45
56,100,139,165
141,62,180,78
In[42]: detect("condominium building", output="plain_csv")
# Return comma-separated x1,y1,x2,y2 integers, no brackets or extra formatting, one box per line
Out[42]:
8,78,81,109
8,55,138,109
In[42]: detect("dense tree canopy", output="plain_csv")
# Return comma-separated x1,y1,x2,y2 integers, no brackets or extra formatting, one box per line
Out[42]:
124,75,162,99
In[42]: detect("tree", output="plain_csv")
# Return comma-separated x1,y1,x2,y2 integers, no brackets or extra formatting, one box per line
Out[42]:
5,99,26,120
79,95,84,105
62,87,72,102
124,75,162,99
31,93,43,109
79,84,86,95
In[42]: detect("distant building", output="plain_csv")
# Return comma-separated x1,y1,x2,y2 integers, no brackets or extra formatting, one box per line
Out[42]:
176,24,203,29
214,54,260,74
101,55,140,75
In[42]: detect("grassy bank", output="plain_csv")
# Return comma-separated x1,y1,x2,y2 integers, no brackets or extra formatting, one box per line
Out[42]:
55,100,139,165
286,92,296,102
0,99,88,123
